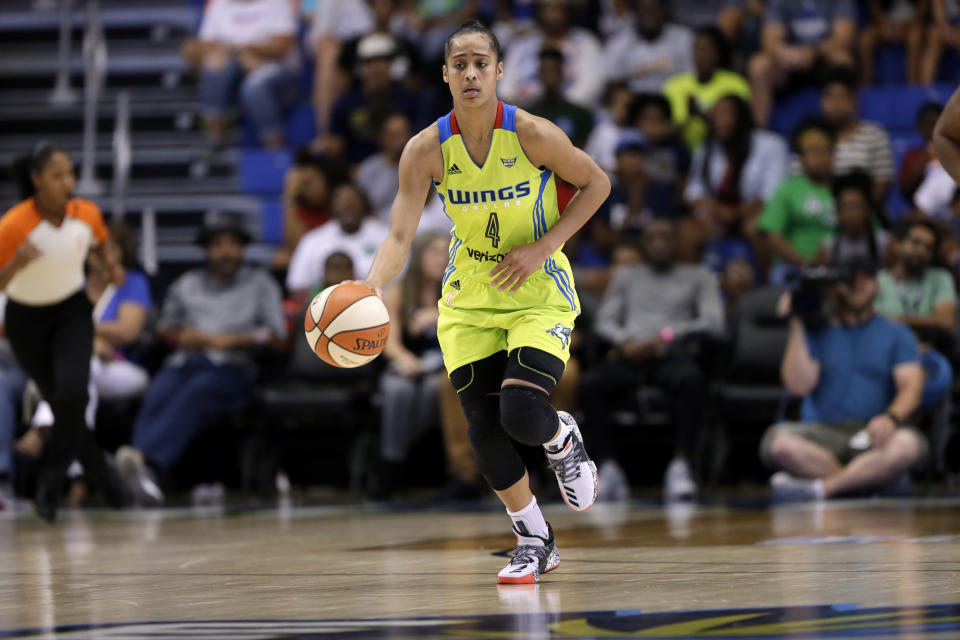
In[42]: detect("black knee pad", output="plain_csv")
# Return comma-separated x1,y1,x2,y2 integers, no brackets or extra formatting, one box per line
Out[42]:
504,347,565,395
499,385,559,447
449,353,525,491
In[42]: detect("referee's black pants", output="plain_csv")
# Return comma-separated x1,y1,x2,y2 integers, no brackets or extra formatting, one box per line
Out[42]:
5,290,113,494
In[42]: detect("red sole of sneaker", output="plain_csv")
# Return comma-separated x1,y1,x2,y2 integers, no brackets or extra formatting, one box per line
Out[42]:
497,562,559,584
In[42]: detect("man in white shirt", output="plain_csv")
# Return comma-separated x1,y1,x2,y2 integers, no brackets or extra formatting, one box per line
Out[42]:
195,0,300,149
499,0,604,108
287,183,389,297
601,0,694,94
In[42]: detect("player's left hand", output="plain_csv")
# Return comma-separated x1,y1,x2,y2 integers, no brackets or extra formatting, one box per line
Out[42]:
489,243,549,292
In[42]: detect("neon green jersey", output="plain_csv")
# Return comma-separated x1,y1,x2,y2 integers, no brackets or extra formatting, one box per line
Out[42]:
434,101,579,313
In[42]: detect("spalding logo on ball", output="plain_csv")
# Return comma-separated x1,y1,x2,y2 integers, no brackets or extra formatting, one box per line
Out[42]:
304,283,390,368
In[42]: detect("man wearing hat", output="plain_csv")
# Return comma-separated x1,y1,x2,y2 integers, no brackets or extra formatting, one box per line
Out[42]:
760,256,928,501
322,32,419,164
115,212,287,505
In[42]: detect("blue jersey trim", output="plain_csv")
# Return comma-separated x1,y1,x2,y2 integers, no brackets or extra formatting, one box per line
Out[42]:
531,169,576,311
437,113,454,144
501,103,517,132
443,232,462,286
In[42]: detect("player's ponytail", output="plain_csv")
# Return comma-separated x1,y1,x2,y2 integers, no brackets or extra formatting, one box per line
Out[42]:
443,19,503,62
11,141,63,201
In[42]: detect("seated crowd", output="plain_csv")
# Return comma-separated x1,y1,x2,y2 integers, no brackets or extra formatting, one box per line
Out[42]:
2,0,960,510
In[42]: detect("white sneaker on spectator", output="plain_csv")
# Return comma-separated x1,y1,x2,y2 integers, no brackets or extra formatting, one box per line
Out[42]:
116,445,165,507
664,457,697,503
598,460,630,502
770,471,825,503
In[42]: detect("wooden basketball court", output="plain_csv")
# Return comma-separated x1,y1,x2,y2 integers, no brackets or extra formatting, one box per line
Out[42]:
2,498,959,638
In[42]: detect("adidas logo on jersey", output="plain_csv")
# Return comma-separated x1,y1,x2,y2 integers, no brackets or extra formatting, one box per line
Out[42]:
449,280,461,290
448,164,462,175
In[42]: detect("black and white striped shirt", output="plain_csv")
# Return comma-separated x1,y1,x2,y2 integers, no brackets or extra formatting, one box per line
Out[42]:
834,121,894,181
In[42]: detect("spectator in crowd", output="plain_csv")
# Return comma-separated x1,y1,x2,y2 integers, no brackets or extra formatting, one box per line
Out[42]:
581,218,725,502
274,150,348,271
499,0,604,108
630,94,690,220
601,142,654,234
858,0,928,85
920,0,960,84
0,298,26,507
758,119,837,280
286,183,389,299
719,256,756,313
115,212,286,506
376,233,447,497
526,49,595,148
193,0,300,149
668,0,746,42
584,82,635,174
817,172,891,267
602,0,694,94
876,220,956,343
685,95,788,271
747,0,855,127
321,33,419,165
663,26,751,150
309,0,375,137
356,112,414,223
899,102,943,204
761,258,926,501
337,0,422,94
86,223,153,401
820,66,895,206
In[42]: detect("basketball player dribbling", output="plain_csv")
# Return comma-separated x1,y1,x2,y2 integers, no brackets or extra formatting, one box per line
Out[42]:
359,20,611,584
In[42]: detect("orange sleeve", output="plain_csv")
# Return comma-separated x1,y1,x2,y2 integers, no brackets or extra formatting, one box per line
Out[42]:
0,202,41,269
70,199,109,244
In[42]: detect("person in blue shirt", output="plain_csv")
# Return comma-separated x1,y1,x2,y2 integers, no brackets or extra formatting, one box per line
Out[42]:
760,256,928,501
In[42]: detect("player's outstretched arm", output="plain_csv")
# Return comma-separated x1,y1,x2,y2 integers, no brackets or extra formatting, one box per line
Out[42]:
364,127,442,292
490,111,611,292
933,85,960,185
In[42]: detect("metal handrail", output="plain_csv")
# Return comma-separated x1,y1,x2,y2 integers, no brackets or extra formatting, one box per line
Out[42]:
112,90,131,221
141,207,158,276
76,0,107,197
49,0,76,106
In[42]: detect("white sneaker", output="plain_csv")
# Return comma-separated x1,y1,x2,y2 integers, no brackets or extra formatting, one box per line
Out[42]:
664,457,697,503
546,412,599,512
497,523,560,584
770,471,824,503
116,446,165,507
598,460,630,502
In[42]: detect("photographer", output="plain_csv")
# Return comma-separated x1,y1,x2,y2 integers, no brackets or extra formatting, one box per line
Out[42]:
760,257,927,501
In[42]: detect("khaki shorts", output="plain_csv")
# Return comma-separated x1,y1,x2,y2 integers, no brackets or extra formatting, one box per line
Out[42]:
759,421,929,470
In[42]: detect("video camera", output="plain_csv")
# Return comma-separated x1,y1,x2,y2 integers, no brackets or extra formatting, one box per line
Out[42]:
786,264,855,328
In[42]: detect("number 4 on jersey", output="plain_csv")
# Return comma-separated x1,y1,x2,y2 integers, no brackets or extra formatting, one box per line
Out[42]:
485,212,500,249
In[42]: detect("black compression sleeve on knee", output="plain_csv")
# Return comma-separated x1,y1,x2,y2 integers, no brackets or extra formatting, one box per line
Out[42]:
463,393,527,492
499,385,559,446
504,347,565,395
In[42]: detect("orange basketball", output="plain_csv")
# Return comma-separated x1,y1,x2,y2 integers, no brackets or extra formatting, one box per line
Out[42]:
304,283,390,368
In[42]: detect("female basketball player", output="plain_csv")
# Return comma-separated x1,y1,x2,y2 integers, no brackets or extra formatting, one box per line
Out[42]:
361,20,611,583
1,143,128,521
